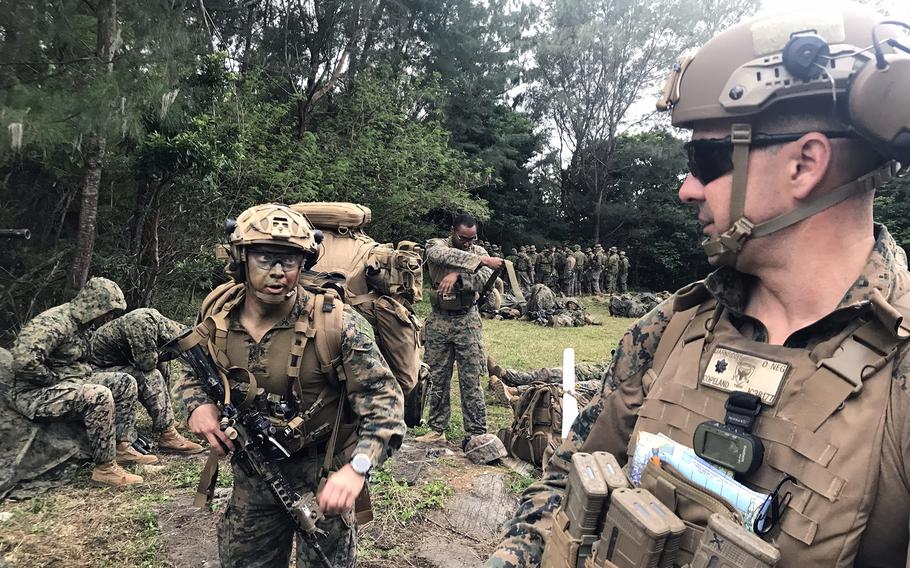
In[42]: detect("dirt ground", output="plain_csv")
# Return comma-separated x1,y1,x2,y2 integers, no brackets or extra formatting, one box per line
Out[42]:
0,437,528,568
151,440,521,568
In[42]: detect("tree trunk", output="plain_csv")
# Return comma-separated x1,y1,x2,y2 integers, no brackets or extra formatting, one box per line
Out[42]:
69,134,107,289
69,0,118,290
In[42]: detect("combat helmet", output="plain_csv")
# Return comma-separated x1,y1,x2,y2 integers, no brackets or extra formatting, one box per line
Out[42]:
609,246,617,252
227,204,319,262
70,277,126,326
225,204,322,298
463,433,507,464
657,5,909,266
573,244,581,251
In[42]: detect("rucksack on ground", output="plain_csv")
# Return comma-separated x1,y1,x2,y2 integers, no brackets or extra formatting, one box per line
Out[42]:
497,383,563,468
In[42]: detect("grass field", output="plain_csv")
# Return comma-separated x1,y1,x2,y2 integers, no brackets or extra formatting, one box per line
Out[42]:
0,296,635,567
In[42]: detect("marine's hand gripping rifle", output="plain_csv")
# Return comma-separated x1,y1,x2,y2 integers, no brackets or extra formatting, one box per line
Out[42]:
163,330,332,568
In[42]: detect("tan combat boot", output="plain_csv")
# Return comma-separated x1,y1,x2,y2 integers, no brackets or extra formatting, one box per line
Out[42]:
158,425,204,454
91,461,144,487
486,356,505,379
116,441,160,465
414,430,447,443
489,377,515,406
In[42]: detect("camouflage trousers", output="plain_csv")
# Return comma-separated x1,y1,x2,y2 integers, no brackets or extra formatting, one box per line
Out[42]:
99,365,174,431
589,270,602,294
424,309,487,436
619,273,628,293
607,270,619,294
559,275,574,296
503,361,609,387
219,451,356,568
10,372,137,463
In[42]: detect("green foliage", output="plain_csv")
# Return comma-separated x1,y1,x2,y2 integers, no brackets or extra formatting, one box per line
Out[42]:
508,471,539,495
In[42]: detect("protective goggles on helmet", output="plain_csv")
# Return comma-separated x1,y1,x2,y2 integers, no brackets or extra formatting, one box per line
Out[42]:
684,131,857,185
247,250,305,271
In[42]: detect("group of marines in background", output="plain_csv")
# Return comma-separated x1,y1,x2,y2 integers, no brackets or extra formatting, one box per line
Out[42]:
480,242,631,296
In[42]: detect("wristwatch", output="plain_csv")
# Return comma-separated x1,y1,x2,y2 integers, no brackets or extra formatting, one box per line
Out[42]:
351,453,372,476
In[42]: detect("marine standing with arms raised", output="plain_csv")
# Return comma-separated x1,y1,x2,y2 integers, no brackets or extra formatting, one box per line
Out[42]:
177,204,405,567
416,214,502,446
487,5,910,567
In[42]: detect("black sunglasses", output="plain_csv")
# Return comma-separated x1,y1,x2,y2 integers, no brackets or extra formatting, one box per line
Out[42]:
684,131,857,186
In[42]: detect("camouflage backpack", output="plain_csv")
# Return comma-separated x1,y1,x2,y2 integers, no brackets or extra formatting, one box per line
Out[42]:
497,383,564,468
291,202,426,425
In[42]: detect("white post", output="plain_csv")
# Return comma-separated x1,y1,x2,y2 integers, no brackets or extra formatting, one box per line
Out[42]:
562,347,578,439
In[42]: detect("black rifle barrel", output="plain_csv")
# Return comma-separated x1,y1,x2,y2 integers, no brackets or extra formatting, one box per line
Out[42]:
0,229,30,239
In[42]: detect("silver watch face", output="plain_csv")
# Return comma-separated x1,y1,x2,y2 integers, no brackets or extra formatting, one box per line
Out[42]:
352,454,371,474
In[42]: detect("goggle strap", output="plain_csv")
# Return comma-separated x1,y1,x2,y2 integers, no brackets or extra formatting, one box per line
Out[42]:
752,161,898,238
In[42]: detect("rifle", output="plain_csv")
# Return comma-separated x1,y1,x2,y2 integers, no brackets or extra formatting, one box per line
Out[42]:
0,229,30,240
164,331,332,568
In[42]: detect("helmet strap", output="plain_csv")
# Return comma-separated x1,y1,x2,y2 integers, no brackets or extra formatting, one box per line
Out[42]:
701,124,755,267
701,123,899,266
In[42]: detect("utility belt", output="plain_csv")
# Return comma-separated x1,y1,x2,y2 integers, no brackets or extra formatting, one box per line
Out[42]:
428,287,477,313
542,452,781,568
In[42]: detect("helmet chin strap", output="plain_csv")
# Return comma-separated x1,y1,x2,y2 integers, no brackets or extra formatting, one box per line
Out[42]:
701,124,899,267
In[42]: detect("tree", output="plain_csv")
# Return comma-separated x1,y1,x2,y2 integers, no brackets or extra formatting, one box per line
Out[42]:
530,0,759,240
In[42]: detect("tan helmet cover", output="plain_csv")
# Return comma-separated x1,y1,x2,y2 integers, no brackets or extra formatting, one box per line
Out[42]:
659,7,905,135
229,203,318,260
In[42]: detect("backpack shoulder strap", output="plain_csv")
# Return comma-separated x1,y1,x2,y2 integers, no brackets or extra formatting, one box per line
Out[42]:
311,288,345,379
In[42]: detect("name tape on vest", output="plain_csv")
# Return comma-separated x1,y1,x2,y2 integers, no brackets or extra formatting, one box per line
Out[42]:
701,347,790,406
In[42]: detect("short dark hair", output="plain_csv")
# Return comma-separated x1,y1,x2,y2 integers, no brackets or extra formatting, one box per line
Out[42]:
452,213,477,230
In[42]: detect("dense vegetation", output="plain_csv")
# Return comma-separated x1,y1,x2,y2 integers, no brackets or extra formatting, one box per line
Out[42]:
1,0,907,339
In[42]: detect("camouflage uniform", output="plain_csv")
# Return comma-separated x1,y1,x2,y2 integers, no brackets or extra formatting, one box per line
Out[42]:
90,308,183,432
581,248,594,295
606,248,620,294
8,278,137,464
423,237,493,436
486,226,910,567
528,246,540,284
501,361,609,387
177,289,405,568
537,249,555,289
557,248,575,296
589,246,604,295
618,251,630,293
571,246,586,296
515,248,533,293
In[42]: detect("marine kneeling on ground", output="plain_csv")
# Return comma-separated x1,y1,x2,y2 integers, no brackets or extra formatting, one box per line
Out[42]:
487,5,910,567
90,308,203,455
176,204,405,567
8,277,157,487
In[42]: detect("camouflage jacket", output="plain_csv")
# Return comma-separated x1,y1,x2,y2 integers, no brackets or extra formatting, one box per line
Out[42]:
10,277,126,390
424,237,494,292
606,253,620,273
176,289,406,466
90,308,182,372
487,224,910,567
